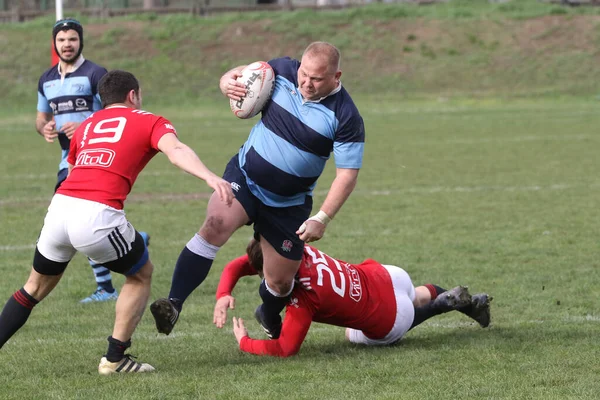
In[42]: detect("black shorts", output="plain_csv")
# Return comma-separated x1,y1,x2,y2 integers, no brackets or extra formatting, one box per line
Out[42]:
223,155,312,260
54,168,68,193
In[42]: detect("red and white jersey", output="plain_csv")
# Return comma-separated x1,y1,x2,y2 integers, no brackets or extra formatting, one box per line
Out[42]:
216,245,397,357
58,106,176,209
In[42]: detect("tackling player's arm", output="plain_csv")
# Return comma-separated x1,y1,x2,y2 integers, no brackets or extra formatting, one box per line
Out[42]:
157,133,233,206
213,255,259,328
219,65,247,101
35,111,58,143
233,304,313,357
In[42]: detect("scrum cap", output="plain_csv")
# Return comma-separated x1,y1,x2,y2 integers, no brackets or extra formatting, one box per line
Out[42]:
52,18,84,58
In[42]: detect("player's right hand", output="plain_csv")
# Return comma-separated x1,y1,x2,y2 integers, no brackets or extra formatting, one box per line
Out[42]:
207,176,234,206
42,120,59,143
213,295,236,328
219,69,246,101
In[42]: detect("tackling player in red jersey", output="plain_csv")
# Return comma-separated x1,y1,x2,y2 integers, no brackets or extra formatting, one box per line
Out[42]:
214,239,491,357
0,70,233,374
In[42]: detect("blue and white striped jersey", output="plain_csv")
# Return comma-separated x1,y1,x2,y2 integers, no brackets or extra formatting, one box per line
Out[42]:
238,57,365,208
37,57,107,170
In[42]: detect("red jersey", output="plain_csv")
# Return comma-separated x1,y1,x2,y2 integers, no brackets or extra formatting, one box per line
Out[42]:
216,245,397,357
57,106,176,209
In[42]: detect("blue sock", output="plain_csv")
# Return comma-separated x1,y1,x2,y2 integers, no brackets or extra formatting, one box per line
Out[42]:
89,260,115,293
259,279,292,324
168,234,219,309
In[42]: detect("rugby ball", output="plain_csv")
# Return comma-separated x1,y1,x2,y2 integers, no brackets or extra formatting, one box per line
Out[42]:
230,61,275,119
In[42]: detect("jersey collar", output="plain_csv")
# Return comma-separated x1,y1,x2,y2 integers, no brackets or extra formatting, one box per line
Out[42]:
57,55,85,77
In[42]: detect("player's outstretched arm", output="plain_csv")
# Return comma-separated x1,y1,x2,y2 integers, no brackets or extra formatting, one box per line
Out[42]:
157,133,233,205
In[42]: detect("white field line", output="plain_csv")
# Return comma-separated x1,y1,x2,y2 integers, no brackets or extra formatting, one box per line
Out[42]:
1,134,595,183
2,182,598,208
0,236,254,252
6,315,600,347
1,170,183,181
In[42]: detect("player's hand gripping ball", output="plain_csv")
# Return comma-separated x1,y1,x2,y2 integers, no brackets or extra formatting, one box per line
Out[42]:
230,61,275,119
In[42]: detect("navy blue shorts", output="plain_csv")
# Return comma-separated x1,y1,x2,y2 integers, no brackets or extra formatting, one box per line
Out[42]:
223,155,312,260
54,168,68,193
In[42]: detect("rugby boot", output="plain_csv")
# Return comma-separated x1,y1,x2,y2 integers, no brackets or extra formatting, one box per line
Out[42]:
459,293,492,328
98,355,155,375
431,286,472,311
150,298,180,335
254,304,282,339
80,287,118,303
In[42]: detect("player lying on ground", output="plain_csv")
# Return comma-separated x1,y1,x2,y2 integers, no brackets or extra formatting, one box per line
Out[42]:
0,70,233,374
213,239,492,357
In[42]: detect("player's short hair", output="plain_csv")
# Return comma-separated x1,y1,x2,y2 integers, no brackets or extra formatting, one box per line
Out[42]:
246,239,263,273
302,41,341,72
98,70,140,108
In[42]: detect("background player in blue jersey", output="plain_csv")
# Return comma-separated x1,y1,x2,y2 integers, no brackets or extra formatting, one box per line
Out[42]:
35,19,149,303
151,42,365,339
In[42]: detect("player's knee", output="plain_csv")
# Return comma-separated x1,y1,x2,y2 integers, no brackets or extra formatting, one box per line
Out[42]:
266,278,293,295
130,260,153,283
200,215,229,241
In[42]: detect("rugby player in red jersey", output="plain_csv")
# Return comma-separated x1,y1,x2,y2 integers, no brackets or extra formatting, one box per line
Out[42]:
213,239,491,357
0,70,233,374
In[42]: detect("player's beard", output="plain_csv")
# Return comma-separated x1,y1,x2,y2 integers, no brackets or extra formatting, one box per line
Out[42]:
58,48,79,64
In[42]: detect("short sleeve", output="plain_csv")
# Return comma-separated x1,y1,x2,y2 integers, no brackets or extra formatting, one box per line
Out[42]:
333,114,365,169
37,77,52,113
150,116,177,150
268,57,300,85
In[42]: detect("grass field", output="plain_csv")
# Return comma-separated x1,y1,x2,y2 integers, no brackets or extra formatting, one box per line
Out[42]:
2,96,600,399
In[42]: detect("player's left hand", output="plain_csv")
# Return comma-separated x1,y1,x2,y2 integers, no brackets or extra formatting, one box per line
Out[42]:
60,121,80,139
206,176,234,206
232,317,248,344
296,219,326,243
213,295,236,328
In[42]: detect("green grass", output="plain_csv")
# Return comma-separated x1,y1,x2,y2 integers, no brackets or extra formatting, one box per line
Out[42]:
3,0,600,112
2,97,600,399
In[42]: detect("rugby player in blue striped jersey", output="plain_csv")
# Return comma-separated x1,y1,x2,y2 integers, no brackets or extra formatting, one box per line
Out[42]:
35,19,149,303
151,42,365,339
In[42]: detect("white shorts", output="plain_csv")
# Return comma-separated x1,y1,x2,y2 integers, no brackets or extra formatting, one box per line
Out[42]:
347,265,415,346
37,194,136,265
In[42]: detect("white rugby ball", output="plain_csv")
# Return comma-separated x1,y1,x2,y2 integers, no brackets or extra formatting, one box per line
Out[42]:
230,61,275,119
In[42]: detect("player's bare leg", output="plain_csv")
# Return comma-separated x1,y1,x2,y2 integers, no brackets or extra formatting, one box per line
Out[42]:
98,260,155,375
151,193,249,335
23,268,63,301
0,268,63,348
255,238,301,339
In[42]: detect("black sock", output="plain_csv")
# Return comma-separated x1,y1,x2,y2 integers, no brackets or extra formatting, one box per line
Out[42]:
0,288,39,349
409,302,454,330
258,280,289,324
168,246,213,311
105,336,131,362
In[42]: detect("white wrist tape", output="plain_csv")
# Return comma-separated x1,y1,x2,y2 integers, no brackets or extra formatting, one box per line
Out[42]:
309,210,332,226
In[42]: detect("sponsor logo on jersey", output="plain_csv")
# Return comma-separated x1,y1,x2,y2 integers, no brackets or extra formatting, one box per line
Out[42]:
73,83,85,93
231,182,241,192
75,148,116,168
57,100,74,112
281,240,293,253
75,98,87,109
344,263,362,302
49,102,57,112
289,297,299,308
164,123,176,133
